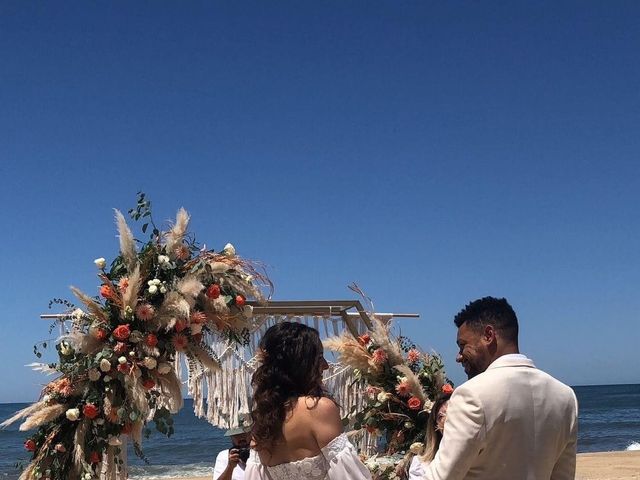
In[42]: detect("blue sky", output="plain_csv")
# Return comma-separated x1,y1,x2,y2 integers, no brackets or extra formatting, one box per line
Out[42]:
1,1,639,403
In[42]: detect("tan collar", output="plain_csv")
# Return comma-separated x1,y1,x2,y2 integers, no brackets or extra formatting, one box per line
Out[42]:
487,354,536,370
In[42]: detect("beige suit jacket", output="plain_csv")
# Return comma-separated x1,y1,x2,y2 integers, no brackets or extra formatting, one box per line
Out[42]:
424,355,578,480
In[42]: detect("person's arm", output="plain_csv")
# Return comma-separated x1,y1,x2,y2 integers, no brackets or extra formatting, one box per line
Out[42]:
424,386,486,480
550,393,578,480
214,449,241,480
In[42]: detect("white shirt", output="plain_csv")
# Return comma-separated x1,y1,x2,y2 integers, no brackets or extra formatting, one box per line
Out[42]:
213,449,246,480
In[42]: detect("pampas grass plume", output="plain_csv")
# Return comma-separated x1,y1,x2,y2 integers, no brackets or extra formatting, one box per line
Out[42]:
114,209,137,271
19,403,66,431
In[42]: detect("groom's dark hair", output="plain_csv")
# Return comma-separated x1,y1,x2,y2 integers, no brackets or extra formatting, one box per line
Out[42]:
454,296,519,344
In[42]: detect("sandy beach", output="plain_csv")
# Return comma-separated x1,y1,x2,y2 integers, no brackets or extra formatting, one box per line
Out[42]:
161,451,640,480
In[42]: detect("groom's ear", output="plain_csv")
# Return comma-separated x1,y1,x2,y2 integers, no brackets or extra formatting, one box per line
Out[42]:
481,324,497,345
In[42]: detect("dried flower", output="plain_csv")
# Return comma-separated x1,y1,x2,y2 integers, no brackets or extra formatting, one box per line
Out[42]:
136,303,156,321
88,369,101,382
172,334,188,351
372,348,388,365
395,379,411,397
407,349,421,363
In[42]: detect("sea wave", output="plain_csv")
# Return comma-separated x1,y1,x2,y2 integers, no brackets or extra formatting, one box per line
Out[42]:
626,441,640,451
129,462,213,479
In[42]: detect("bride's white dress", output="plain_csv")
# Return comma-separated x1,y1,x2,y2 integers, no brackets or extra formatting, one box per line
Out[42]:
244,433,372,480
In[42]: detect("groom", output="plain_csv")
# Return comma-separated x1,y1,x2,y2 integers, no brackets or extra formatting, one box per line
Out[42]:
423,297,578,480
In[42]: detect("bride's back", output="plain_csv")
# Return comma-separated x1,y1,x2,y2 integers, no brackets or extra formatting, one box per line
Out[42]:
256,395,342,466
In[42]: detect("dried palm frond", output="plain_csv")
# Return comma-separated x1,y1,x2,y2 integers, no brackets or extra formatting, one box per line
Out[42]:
130,420,143,445
157,291,191,321
393,365,426,401
157,370,184,414
189,344,220,373
176,276,204,305
25,362,58,376
125,374,149,420
20,403,66,431
114,209,137,272
324,333,376,373
165,208,190,258
0,401,44,428
70,287,108,323
18,461,36,480
60,330,101,355
73,419,89,474
122,264,141,311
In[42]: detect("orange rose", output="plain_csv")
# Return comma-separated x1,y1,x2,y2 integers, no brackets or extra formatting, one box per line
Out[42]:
83,403,99,420
112,324,131,341
407,396,422,410
442,384,454,395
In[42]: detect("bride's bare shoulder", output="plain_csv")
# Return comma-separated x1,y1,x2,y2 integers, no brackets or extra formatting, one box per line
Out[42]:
297,396,338,413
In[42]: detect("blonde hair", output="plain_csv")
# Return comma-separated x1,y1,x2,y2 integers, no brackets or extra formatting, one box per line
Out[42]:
419,394,451,462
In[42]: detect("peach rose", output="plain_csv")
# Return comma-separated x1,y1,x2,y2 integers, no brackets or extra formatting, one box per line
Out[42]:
113,324,131,341
408,396,422,410
442,384,454,395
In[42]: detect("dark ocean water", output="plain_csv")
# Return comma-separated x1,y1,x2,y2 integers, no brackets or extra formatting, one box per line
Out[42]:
1,385,639,479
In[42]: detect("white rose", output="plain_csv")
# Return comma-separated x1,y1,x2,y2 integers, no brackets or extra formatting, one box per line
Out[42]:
108,436,122,446
148,285,158,294
157,255,170,265
94,258,106,269
242,305,254,318
60,342,74,356
99,359,111,372
143,357,157,369
72,308,85,320
42,394,51,404
88,369,101,382
157,362,172,375
65,408,80,421
222,243,236,256
118,356,127,365
377,392,392,403
409,442,424,454
423,399,434,413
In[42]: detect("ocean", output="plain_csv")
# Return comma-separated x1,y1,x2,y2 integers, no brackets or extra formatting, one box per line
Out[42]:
1,384,639,479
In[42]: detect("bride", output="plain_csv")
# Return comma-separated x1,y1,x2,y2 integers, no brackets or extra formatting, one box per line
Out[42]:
245,321,372,480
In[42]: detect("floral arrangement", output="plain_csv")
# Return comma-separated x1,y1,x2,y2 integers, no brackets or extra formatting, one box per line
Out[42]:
325,313,452,480
2,194,270,480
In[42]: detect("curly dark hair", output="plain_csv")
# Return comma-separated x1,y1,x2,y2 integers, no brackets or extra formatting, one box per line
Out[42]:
250,322,329,450
454,296,519,344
